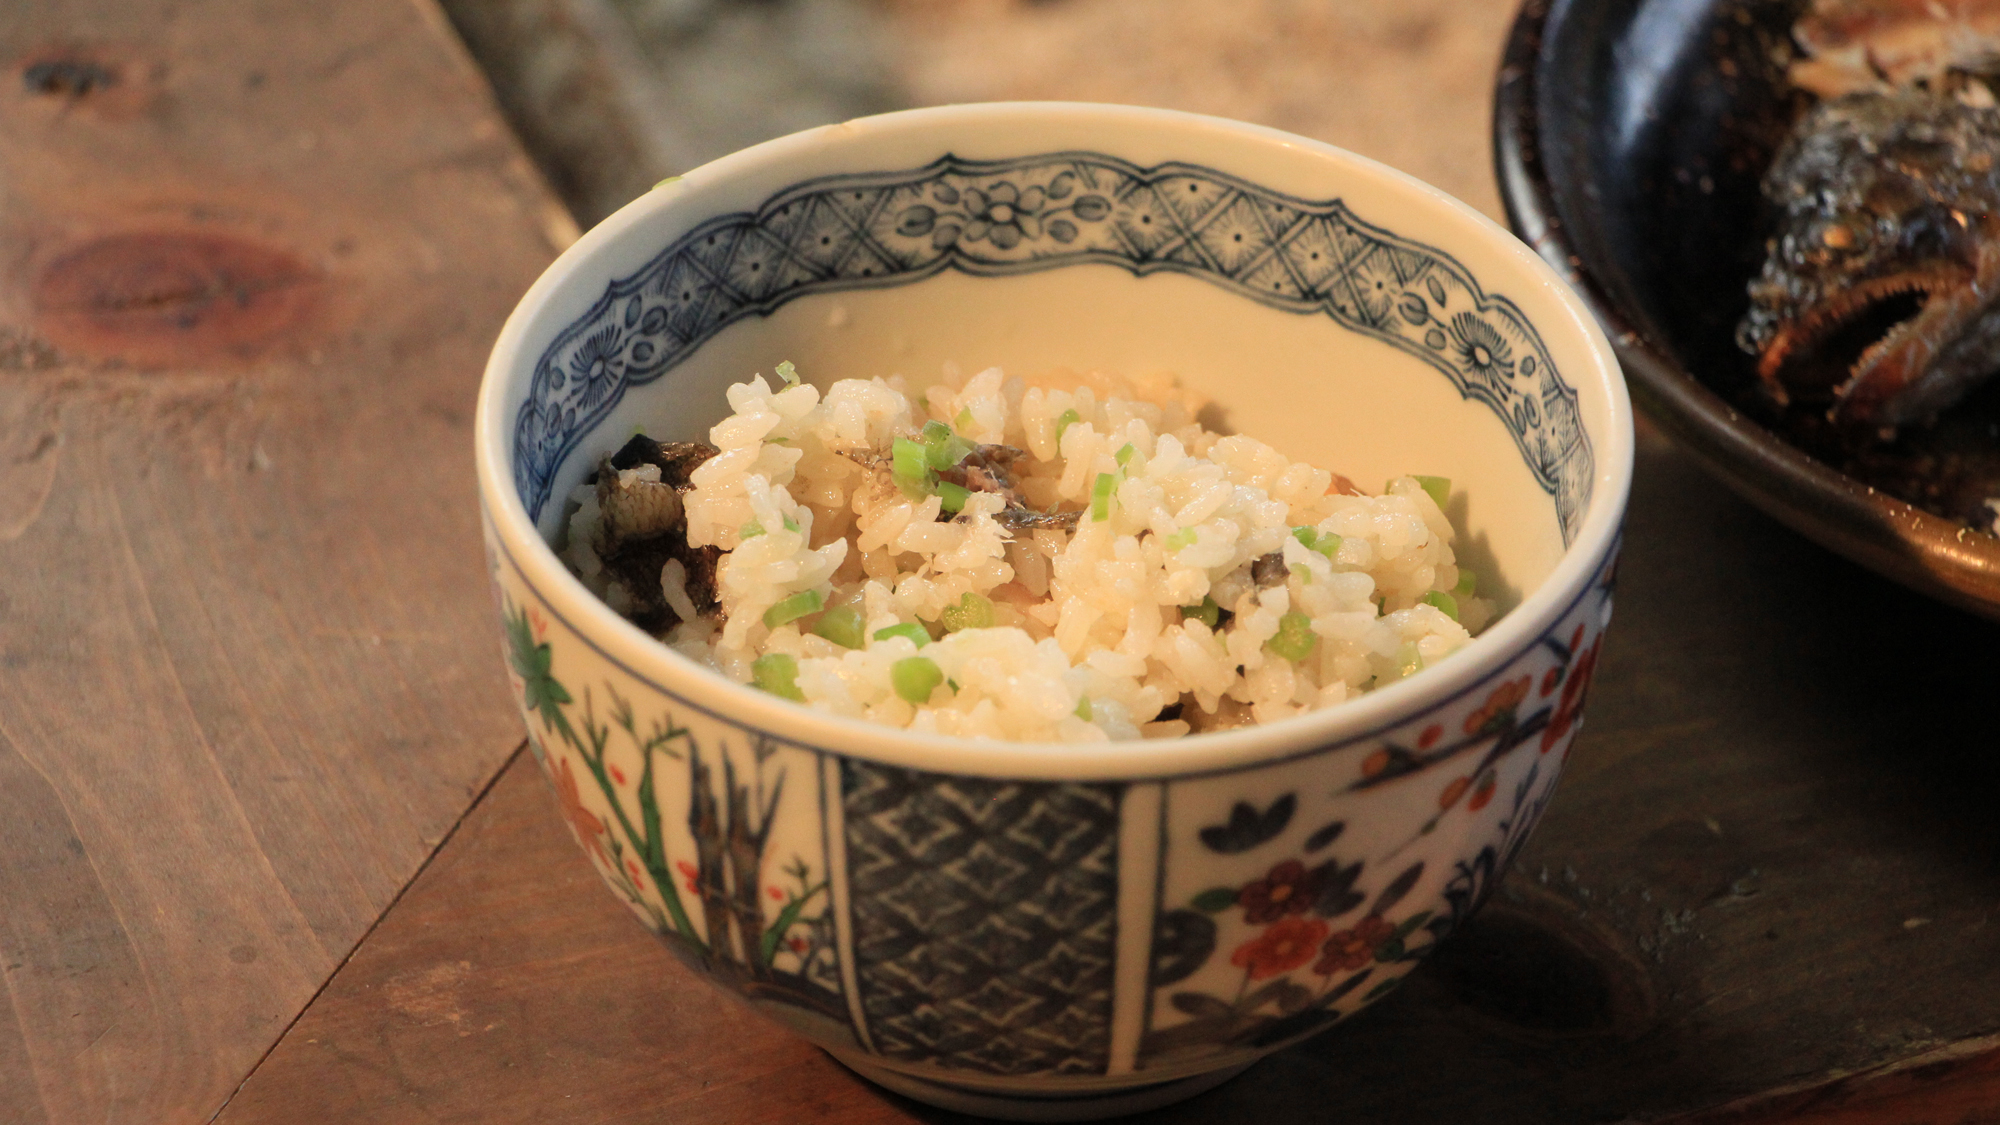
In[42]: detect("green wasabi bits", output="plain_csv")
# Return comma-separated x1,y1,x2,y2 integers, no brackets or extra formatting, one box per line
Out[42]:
1267,611,1318,663
1091,472,1116,521
750,653,804,701
892,656,944,703
812,606,865,650
1413,475,1451,510
872,622,930,648
1115,443,1136,467
1180,595,1221,628
940,592,995,632
1075,695,1092,721
762,589,823,629
1454,569,1477,597
1055,408,1081,441
956,406,975,431
740,519,766,539
775,360,800,387
937,481,971,513
1163,527,1197,551
1420,590,1460,622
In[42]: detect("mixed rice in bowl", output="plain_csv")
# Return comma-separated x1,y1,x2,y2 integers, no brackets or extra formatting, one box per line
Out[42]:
560,362,1494,743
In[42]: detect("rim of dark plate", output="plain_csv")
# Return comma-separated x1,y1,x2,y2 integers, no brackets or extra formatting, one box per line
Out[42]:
1490,0,2000,620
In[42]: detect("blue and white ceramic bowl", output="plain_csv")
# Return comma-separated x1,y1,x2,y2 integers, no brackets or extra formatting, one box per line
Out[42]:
475,103,1631,1121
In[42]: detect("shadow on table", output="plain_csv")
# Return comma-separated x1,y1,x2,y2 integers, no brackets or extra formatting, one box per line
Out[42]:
915,432,2000,1125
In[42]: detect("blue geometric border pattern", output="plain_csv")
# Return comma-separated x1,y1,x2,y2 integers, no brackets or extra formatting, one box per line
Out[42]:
513,152,1594,541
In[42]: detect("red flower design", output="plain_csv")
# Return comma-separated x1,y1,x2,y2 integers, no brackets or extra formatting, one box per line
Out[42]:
1238,860,1321,924
1231,917,1330,980
1464,675,1531,735
676,860,700,894
1438,775,1471,810
1314,914,1396,975
553,756,609,870
1418,724,1442,750
1362,749,1390,778
626,857,645,883
788,936,808,953
1467,771,1497,811
608,765,627,786
1541,638,1601,753
1541,666,1562,697
770,886,786,901
530,606,549,641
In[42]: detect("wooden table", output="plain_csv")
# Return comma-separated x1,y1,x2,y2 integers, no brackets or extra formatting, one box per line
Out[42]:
4,2,1999,1123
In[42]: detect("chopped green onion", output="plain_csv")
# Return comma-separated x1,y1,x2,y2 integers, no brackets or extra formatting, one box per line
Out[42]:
956,406,974,430
1055,408,1081,441
766,436,789,444
1454,569,1477,597
892,437,929,484
775,360,800,387
937,481,971,513
1394,640,1423,678
1115,443,1136,467
1075,695,1092,721
1164,527,1197,551
751,653,804,701
1291,526,1342,559
1181,595,1221,628
892,437,933,498
892,656,944,704
781,513,800,533
1267,611,1318,663
1413,475,1451,510
1420,590,1460,621
940,592,995,633
1091,472,1116,521
763,589,824,629
920,420,974,470
812,606,866,650
740,520,766,539
872,622,930,648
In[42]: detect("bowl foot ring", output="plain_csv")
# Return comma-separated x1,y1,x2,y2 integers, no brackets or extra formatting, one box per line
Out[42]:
824,1051,1256,1122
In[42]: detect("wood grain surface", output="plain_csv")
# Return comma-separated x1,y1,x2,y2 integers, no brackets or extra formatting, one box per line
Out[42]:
0,3,567,1122
10,0,2000,1123
211,426,2000,1125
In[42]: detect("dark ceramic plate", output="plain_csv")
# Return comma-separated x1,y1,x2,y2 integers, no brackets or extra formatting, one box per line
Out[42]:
1494,0,2000,619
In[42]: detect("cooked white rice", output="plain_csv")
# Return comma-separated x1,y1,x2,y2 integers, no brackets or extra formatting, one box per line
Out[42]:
562,364,1494,743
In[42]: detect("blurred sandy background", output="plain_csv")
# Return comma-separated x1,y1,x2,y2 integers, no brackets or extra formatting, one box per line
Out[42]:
442,0,1518,229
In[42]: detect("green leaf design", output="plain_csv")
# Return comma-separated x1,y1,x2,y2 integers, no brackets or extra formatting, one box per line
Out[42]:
1373,938,1406,963
1191,887,1239,913
1364,975,1403,1001
759,878,827,965
1391,910,1434,941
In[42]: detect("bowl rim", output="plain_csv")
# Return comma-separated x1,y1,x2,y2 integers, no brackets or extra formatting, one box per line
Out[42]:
1492,0,2000,619
476,100,1635,781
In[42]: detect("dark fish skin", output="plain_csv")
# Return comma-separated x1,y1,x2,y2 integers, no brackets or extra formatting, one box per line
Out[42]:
1738,89,2000,428
593,435,723,634
987,506,1082,533
608,434,720,489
